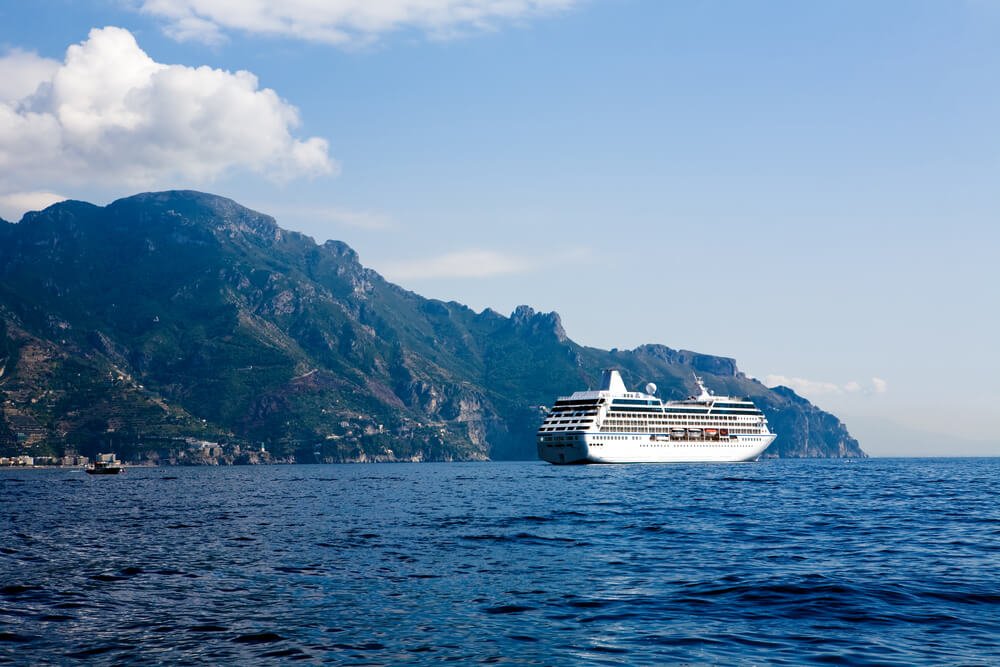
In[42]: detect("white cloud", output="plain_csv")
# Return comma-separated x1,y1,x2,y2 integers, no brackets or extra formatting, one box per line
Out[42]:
0,191,68,222
763,375,889,398
160,15,227,45
379,245,590,280
764,375,844,396
381,249,531,280
256,204,396,233
0,27,335,200
139,0,579,45
0,49,60,103
314,206,394,230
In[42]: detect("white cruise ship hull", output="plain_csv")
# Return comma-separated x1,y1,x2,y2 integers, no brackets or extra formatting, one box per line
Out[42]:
537,370,777,464
538,433,776,465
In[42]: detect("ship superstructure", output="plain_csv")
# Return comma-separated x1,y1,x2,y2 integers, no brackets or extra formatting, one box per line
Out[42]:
537,369,776,464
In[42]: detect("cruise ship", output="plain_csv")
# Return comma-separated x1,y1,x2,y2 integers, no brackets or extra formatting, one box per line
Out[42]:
537,370,776,464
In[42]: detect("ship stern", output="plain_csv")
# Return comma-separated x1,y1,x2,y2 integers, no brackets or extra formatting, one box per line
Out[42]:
537,432,590,464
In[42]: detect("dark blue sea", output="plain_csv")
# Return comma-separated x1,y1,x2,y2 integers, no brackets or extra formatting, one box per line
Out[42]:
2,458,999,665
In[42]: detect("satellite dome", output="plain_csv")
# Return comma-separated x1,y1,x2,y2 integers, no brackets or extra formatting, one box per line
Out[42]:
645,382,657,395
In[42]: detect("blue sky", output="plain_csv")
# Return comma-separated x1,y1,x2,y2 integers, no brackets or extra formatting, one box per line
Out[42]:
1,1,997,455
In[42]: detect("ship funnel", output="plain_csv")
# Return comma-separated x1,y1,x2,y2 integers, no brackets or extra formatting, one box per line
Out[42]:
600,369,628,394
694,375,713,400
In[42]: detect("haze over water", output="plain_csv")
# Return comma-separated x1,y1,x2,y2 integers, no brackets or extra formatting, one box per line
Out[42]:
2,458,998,664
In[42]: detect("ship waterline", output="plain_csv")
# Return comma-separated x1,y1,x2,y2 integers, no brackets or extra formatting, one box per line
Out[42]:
537,370,776,464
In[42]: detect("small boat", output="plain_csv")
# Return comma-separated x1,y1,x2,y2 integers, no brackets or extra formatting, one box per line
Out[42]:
705,428,719,437
86,460,124,475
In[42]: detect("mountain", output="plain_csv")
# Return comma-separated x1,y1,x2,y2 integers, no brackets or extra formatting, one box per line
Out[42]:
0,191,865,462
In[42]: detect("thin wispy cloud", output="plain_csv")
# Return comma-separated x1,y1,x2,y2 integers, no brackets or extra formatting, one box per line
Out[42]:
0,191,68,222
764,375,888,397
261,204,396,234
0,27,334,212
379,246,590,280
139,0,580,46
312,206,395,231
380,249,531,280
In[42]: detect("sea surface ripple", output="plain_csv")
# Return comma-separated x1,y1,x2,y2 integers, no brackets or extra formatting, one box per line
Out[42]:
2,458,999,664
